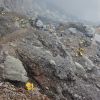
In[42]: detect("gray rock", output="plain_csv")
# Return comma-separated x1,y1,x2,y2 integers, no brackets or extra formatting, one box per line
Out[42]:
68,28,78,34
95,34,100,45
68,23,95,38
14,21,20,28
3,56,28,82
77,55,95,71
75,62,87,78
35,19,44,29
68,22,86,33
83,55,95,71
84,25,95,38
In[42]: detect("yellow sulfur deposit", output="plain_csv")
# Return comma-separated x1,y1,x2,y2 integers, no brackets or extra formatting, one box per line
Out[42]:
76,48,85,57
25,82,35,91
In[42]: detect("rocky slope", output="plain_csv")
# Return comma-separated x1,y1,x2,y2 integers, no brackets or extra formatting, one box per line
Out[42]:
0,0,80,22
0,9,100,100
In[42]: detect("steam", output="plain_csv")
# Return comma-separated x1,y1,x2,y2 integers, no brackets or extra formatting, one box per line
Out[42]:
49,0,100,22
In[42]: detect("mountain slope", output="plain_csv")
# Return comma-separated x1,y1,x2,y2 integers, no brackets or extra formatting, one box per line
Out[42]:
0,0,79,22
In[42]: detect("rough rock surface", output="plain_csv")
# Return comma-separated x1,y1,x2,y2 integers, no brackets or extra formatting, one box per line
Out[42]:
16,25,100,100
35,19,44,29
3,56,28,82
0,11,100,100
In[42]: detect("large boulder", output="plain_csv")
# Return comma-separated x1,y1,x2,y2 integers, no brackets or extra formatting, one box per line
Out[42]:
3,56,28,82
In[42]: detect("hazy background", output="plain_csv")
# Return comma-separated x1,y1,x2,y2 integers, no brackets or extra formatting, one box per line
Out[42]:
48,0,100,22
0,0,100,23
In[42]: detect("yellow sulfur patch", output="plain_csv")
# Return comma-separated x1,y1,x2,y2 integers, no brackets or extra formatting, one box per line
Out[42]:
78,51,83,56
76,48,85,57
25,82,35,91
